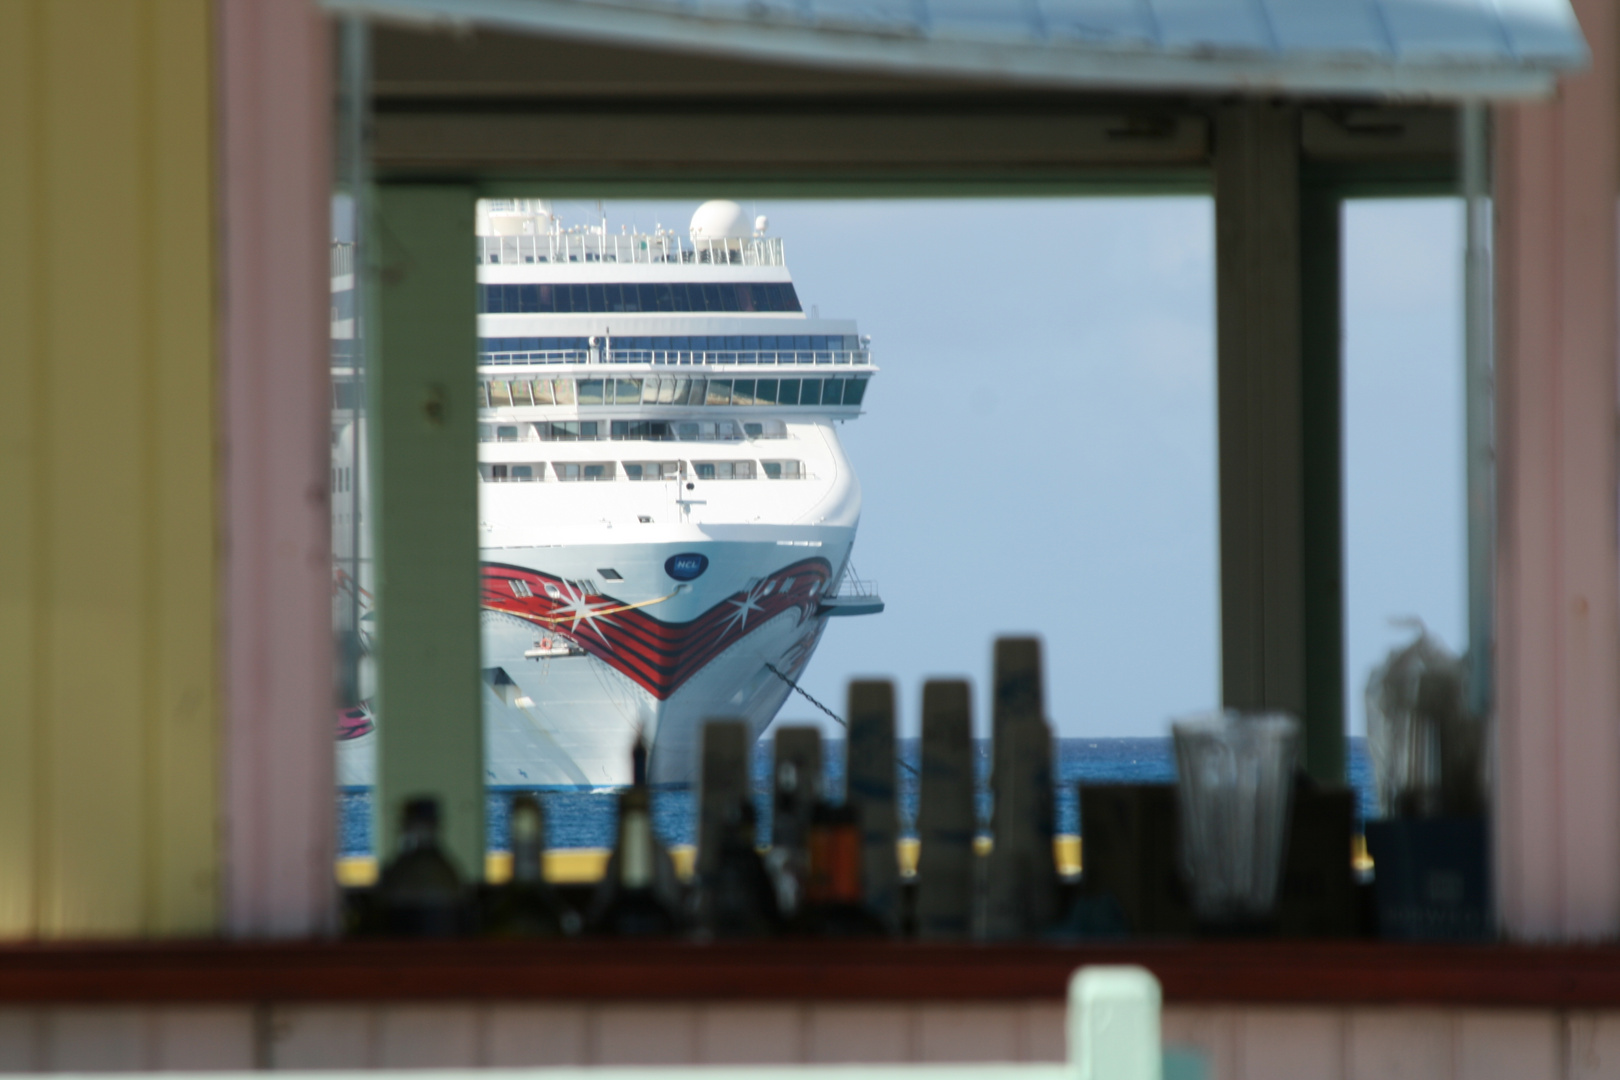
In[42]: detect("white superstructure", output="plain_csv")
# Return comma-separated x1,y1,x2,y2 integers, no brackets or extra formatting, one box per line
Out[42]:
332,201,880,787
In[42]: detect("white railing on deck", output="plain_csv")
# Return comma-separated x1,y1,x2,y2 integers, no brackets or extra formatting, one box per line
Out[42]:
477,232,785,267
332,242,355,278
480,350,871,368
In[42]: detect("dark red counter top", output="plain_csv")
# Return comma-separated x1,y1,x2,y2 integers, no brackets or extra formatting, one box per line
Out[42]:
2,939,1619,1008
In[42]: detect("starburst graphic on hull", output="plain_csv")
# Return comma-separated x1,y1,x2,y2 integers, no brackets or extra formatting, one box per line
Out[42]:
480,557,833,700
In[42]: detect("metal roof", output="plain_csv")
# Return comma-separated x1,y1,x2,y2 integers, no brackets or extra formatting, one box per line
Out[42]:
329,0,1588,98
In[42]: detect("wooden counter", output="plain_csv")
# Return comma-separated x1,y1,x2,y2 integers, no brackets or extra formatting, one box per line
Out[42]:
3,940,1620,1008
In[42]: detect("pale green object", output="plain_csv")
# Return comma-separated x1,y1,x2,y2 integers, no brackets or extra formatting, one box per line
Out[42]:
1071,965,1163,1080
369,184,485,880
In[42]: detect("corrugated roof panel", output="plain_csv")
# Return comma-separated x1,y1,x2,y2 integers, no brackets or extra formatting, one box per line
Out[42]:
1374,0,1508,58
1037,0,1158,47
1263,0,1392,56
1150,0,1275,52
926,0,1046,42
803,0,930,32
327,0,1588,98
1495,0,1590,62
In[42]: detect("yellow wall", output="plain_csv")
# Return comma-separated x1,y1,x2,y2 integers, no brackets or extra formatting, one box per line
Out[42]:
0,0,218,937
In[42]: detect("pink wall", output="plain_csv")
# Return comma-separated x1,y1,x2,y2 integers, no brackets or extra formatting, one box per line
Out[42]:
216,0,336,938
1493,0,1620,941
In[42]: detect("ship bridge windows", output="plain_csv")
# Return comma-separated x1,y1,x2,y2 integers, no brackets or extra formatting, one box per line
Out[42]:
478,282,801,315
691,460,756,480
478,375,867,411
538,421,602,441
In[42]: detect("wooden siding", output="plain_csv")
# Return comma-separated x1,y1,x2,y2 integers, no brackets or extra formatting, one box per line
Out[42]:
216,0,335,938
0,0,219,937
0,1000,1618,1076
1493,0,1620,941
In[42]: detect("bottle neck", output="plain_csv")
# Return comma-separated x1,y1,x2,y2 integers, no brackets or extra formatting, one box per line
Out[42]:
512,836,543,884
619,793,654,890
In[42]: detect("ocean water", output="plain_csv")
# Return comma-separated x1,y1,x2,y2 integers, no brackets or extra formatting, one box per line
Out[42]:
339,737,1375,857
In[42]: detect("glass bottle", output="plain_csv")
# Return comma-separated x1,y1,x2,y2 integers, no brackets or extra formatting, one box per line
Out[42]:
590,738,681,936
797,802,886,937
695,800,782,938
377,796,466,937
485,793,577,937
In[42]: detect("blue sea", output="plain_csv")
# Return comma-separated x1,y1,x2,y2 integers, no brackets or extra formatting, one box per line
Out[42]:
339,737,1375,856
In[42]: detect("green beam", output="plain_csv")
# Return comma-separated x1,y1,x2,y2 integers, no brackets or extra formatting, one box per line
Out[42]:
1300,182,1346,784
368,184,484,879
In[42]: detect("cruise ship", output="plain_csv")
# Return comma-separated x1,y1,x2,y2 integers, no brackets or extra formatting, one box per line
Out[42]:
333,200,881,787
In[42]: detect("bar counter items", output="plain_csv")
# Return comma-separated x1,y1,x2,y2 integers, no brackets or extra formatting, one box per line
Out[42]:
590,736,681,935
1171,710,1300,930
1363,627,1490,939
770,725,824,917
916,679,976,939
982,637,1060,939
376,795,468,937
483,793,576,937
848,680,901,933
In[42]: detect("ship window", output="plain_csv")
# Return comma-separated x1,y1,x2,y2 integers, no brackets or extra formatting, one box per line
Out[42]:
843,377,869,406
583,462,614,481
676,422,700,440
822,380,844,406
496,425,519,442
554,378,576,406
625,461,677,480
476,382,490,407
732,379,758,406
615,379,642,404
578,379,604,406
490,381,514,407
691,460,754,479
511,381,534,406
599,568,624,580
762,460,803,479
778,379,801,406
554,462,579,480
510,464,536,481
756,379,778,404
580,421,599,439
744,423,763,438
491,464,508,480
687,378,708,406
706,380,732,406
532,378,555,406
800,379,822,406
478,424,494,441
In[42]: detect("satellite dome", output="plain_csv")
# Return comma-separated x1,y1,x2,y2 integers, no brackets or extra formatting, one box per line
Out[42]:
689,200,751,241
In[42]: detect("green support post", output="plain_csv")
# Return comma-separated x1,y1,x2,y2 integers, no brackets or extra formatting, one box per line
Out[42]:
1300,181,1346,784
368,184,484,878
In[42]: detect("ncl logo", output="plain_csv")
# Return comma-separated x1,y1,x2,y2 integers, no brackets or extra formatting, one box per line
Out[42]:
665,553,709,582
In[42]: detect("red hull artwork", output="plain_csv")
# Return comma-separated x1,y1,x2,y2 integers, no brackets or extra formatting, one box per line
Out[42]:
480,558,833,700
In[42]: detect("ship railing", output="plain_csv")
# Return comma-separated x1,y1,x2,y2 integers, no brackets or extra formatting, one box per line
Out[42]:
331,242,355,278
829,563,880,599
480,349,871,368
476,233,785,267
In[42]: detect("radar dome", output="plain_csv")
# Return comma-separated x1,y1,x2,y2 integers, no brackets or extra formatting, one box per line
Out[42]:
689,200,751,241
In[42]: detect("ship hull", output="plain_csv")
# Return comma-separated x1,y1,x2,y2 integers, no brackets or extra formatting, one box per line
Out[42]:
338,532,848,788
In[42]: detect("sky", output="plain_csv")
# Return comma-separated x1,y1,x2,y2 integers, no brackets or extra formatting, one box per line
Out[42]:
539,197,1468,740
